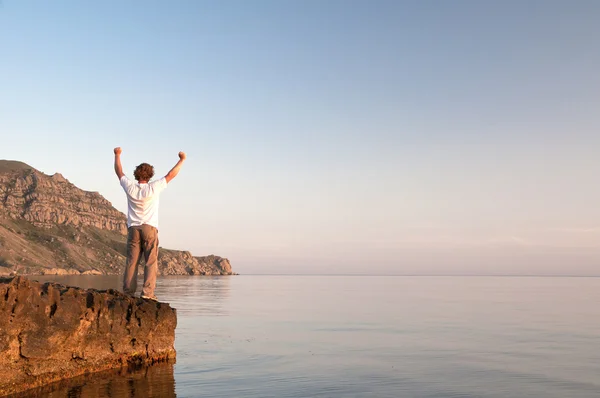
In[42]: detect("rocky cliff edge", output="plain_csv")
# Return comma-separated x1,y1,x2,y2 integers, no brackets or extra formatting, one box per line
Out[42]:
0,276,177,396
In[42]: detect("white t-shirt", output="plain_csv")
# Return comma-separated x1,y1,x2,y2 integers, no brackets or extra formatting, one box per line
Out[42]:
120,176,168,229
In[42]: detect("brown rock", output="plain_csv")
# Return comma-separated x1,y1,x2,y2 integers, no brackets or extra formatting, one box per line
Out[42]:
0,166,127,234
158,250,235,276
0,276,177,396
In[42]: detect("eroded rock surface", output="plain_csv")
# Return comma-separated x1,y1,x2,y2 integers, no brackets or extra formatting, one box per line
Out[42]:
0,161,127,233
0,276,177,396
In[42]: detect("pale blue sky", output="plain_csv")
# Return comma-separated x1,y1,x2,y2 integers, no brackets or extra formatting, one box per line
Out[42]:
1,1,599,275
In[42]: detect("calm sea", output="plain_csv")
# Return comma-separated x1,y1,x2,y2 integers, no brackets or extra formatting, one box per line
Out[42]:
18,275,600,398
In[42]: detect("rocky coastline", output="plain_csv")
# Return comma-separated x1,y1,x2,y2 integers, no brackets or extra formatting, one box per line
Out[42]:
0,276,177,396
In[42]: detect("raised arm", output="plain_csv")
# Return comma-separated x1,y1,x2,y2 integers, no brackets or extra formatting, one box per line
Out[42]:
165,152,186,183
114,147,125,179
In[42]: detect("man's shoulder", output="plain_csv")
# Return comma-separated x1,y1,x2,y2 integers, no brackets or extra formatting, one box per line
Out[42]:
150,177,168,190
120,175,134,188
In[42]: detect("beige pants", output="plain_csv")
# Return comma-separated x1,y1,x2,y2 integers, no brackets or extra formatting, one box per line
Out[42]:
123,224,159,297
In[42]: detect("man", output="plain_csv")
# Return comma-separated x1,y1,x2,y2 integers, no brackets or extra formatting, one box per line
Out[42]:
113,147,186,301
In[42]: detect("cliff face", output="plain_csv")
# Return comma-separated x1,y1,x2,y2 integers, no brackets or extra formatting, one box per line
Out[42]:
0,160,127,234
159,250,233,276
0,160,234,276
0,276,177,396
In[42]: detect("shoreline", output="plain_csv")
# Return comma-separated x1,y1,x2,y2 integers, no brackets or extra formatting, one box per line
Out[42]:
0,277,177,396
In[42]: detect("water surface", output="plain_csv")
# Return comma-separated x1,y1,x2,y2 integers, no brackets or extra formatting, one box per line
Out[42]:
23,275,600,397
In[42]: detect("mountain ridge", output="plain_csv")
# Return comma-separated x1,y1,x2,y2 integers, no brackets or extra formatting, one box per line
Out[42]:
0,160,233,276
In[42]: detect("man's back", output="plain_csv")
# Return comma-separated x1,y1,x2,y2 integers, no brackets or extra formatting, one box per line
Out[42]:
120,176,167,229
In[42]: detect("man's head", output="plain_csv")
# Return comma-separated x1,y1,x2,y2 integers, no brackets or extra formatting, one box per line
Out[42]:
134,163,154,182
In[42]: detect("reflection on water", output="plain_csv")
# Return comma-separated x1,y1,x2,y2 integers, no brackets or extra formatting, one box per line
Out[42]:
13,362,176,398
156,276,231,317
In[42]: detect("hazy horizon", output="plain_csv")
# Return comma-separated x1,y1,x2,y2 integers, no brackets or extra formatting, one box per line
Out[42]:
1,1,599,275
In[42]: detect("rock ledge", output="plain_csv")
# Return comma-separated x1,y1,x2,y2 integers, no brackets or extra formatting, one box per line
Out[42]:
0,277,177,396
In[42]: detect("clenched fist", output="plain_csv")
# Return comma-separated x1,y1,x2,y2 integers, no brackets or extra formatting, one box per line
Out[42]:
114,147,122,155
178,151,186,160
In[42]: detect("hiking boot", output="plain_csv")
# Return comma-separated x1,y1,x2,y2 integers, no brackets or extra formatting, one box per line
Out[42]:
141,295,158,302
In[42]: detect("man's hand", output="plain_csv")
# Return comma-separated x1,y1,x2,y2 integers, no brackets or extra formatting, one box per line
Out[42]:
166,152,186,183
114,147,124,179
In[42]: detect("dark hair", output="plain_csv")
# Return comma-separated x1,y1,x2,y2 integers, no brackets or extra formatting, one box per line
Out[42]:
134,163,154,182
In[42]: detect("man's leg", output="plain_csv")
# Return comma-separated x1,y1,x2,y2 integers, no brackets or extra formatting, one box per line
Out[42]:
140,224,159,298
123,227,142,294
